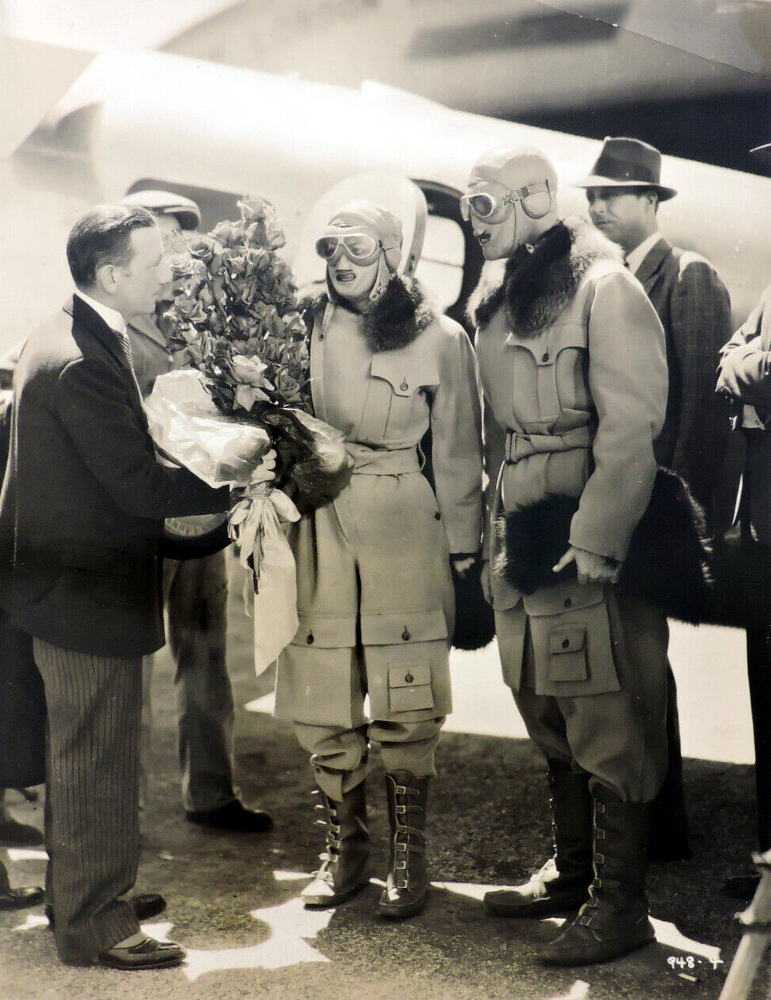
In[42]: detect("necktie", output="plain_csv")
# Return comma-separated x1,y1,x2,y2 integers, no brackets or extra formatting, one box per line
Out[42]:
116,329,143,399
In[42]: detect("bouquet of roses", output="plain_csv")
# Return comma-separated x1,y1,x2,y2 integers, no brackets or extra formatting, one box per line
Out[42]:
144,195,353,669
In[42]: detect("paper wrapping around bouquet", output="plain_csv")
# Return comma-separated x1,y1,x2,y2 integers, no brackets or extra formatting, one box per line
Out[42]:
144,369,272,488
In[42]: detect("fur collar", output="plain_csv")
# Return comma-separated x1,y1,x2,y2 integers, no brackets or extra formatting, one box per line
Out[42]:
467,218,624,337
297,274,435,353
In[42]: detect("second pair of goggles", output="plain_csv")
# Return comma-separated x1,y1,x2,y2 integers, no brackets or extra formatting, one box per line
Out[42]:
459,180,552,224
315,231,399,266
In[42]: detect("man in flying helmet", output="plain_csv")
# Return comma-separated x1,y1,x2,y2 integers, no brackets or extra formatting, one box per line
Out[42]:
466,144,671,966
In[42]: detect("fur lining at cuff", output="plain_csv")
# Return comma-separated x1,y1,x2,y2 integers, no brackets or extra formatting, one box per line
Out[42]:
494,468,714,624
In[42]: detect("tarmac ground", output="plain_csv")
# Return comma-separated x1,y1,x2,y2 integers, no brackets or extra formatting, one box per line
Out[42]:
0,560,768,1000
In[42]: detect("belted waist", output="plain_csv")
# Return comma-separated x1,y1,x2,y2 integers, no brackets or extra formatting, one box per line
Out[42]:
348,444,422,475
505,426,594,463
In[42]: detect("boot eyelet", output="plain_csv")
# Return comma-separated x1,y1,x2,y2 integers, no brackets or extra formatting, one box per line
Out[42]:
396,860,408,869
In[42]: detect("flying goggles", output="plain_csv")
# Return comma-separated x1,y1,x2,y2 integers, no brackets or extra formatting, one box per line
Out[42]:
315,231,400,266
459,180,552,224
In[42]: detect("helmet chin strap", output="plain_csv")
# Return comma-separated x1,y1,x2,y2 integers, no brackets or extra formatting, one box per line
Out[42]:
368,253,394,301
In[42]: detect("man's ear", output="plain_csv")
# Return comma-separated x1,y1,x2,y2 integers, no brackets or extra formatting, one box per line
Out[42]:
94,263,119,298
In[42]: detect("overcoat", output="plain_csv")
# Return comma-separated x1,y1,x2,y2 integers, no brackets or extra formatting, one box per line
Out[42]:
275,278,483,727
472,220,668,695
635,236,737,535
0,295,229,657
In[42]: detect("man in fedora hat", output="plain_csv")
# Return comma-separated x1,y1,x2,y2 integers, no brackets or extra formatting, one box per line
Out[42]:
577,137,736,862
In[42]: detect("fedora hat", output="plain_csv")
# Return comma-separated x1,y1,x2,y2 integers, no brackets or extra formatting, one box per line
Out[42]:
575,137,677,201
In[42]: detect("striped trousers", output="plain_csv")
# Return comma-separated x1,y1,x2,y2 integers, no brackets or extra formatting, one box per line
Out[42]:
33,638,142,964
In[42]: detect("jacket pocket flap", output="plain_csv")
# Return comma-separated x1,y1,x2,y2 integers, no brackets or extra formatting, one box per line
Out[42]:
388,661,432,688
548,627,586,655
369,354,440,396
523,581,604,616
291,615,356,648
360,609,448,645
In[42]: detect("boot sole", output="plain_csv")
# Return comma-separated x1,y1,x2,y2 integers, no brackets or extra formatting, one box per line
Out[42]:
538,930,655,966
303,879,369,909
485,888,588,918
378,894,427,920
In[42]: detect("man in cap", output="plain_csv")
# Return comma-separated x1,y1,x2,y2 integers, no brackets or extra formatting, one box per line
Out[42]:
466,144,670,965
120,189,272,834
576,138,735,861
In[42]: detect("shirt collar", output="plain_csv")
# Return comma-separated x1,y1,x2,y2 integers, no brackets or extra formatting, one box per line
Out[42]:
75,290,127,335
626,232,662,276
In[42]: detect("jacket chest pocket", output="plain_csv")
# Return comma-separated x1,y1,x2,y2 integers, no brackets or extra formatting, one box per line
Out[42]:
358,354,439,443
509,325,590,432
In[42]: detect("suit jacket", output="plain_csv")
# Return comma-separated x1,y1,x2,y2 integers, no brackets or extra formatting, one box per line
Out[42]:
0,295,229,656
126,310,173,398
717,285,771,545
635,236,738,535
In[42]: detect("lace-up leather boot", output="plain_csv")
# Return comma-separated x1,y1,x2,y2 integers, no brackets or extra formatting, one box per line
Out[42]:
485,765,592,917
301,781,370,908
378,771,430,919
538,784,655,966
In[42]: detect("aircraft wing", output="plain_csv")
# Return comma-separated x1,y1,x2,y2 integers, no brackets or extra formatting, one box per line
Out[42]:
554,0,771,79
0,34,95,159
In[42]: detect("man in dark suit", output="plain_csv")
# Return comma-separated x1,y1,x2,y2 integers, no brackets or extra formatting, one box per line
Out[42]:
718,284,771,894
0,206,260,969
577,137,736,861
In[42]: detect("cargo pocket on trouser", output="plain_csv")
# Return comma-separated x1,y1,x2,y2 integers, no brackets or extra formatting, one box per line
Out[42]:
362,610,452,722
274,615,365,728
524,579,619,697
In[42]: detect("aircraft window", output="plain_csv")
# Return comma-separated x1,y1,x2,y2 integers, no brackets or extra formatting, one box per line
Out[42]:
415,215,465,315
408,4,628,58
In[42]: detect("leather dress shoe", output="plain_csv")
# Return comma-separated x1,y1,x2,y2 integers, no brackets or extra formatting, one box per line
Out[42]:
0,886,44,911
98,935,185,970
185,799,272,832
0,819,44,847
45,892,166,929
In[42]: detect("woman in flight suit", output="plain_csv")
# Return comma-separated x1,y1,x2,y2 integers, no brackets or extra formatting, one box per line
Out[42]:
275,199,483,917
466,145,670,966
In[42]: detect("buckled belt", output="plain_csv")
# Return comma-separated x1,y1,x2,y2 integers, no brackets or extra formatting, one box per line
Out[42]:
348,445,421,476
504,426,593,464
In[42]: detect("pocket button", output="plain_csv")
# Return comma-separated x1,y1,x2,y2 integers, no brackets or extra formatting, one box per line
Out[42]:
402,629,411,641
306,633,315,645
405,673,414,684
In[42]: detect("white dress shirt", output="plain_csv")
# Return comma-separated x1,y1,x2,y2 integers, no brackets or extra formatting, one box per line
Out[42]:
625,232,662,276
75,289,126,335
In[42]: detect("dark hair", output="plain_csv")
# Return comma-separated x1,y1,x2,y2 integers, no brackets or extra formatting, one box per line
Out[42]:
66,205,156,289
